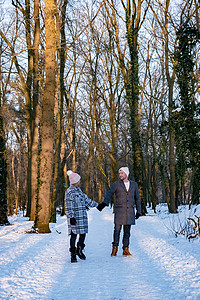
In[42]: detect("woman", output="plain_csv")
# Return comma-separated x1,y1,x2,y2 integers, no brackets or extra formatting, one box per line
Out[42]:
65,170,98,263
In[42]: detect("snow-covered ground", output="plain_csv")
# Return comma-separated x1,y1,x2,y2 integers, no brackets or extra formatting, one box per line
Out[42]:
0,204,200,300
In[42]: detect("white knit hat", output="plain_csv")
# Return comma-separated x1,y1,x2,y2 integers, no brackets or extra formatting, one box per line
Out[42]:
67,170,81,184
119,167,129,177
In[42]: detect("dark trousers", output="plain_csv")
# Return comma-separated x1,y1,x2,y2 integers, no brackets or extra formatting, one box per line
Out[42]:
70,231,86,250
113,224,131,249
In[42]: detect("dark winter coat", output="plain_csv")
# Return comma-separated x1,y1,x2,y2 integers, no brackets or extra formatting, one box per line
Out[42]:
103,180,141,225
65,185,98,235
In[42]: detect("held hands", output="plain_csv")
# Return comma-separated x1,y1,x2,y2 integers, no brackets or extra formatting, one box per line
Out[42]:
135,212,141,219
97,202,107,211
70,217,77,225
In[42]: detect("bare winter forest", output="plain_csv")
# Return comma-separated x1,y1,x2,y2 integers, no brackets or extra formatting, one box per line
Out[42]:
0,0,199,232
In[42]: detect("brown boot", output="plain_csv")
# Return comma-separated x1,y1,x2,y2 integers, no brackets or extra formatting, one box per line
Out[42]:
111,245,118,256
123,247,132,256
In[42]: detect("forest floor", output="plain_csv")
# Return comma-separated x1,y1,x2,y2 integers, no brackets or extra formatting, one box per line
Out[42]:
0,204,200,300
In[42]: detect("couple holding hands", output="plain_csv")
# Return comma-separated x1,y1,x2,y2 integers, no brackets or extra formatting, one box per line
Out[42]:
65,167,141,263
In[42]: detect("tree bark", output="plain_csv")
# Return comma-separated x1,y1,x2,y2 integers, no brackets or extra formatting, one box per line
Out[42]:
34,0,56,233
50,0,67,223
0,50,9,224
122,0,147,214
30,0,40,221
164,0,177,213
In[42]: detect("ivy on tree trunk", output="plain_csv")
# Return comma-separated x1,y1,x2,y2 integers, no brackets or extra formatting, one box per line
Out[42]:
0,109,9,225
123,0,147,215
174,19,200,205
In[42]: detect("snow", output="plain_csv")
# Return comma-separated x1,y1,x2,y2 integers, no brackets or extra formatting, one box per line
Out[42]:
0,205,200,300
172,108,181,113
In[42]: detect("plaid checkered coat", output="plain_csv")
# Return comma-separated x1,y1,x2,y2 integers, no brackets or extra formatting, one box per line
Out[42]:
65,185,98,235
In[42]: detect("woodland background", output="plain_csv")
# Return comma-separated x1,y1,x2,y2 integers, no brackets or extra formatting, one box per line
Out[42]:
0,0,199,232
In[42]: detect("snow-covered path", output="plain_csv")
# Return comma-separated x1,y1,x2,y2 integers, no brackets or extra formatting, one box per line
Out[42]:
0,207,200,300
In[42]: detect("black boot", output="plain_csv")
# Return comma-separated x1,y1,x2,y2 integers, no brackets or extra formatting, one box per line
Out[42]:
70,248,77,263
76,242,86,260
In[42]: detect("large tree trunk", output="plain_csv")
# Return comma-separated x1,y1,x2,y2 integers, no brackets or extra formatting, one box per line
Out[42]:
24,0,34,218
30,108,39,221
169,112,177,213
85,55,98,196
2,1,38,218
0,108,8,224
0,114,8,225
122,0,147,214
34,0,56,233
50,0,67,223
0,43,9,225
30,0,40,221
164,0,177,213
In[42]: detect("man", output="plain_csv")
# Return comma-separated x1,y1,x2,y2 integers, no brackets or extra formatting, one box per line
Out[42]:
97,167,141,256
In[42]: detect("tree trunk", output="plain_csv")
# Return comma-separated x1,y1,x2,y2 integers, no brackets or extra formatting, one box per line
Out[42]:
30,0,40,221
123,0,147,214
30,108,39,221
164,0,177,213
0,44,9,224
50,0,67,223
1,2,36,218
85,55,98,196
24,0,34,218
169,121,177,212
0,103,8,224
34,0,56,233
191,167,200,204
